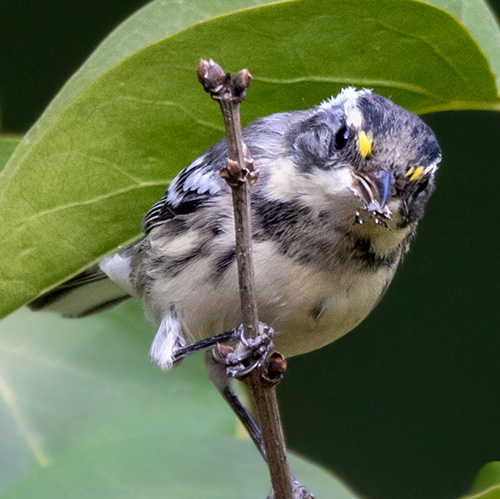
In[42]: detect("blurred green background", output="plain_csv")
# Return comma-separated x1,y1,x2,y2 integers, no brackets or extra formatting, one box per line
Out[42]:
1,1,499,498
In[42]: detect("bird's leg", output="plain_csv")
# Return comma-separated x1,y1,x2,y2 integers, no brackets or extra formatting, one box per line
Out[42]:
151,316,311,495
205,350,313,499
150,313,273,374
171,329,239,363
150,310,239,371
172,322,273,369
219,323,275,378
202,323,277,458
205,350,266,457
153,318,310,497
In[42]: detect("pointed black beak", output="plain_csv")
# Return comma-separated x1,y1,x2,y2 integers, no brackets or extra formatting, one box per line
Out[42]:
352,169,393,219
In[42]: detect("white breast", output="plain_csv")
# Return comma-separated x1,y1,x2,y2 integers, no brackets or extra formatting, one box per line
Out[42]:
252,242,395,357
144,239,395,358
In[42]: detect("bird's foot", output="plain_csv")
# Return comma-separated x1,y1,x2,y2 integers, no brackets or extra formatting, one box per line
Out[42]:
215,323,275,378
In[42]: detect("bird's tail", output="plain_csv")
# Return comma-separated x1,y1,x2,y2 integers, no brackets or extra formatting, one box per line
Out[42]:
28,264,131,318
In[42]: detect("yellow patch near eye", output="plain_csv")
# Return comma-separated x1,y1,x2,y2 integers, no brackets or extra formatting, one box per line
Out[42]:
357,131,373,158
409,166,424,181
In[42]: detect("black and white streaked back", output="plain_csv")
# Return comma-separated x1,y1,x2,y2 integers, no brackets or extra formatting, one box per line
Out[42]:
141,108,311,234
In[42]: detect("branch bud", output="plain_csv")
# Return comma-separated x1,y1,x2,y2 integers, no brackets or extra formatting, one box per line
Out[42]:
233,69,252,97
197,58,229,94
263,352,287,385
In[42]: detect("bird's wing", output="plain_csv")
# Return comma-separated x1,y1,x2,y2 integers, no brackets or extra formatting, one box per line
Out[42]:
142,141,230,233
141,110,303,234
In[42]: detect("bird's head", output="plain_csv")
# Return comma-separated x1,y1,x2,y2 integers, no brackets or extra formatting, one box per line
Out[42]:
277,88,441,232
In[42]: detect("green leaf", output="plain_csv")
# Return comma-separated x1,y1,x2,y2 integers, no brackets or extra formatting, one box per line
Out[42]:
463,462,500,498
4,436,358,498
424,0,500,90
7,0,277,174
0,303,356,497
0,136,20,171
1,0,499,319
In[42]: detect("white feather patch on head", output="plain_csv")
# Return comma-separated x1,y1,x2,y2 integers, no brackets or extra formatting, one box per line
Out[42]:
320,87,371,130
347,108,363,129
150,312,186,371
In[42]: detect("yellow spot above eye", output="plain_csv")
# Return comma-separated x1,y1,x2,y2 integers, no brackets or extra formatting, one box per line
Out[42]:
357,131,373,158
408,166,424,181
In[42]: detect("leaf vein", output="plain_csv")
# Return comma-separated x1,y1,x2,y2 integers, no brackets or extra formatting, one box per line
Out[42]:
5,182,166,240
253,75,446,101
372,18,472,92
0,373,50,467
118,96,225,132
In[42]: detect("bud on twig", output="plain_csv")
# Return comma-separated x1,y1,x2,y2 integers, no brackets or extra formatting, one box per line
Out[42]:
233,68,252,97
263,352,288,385
197,59,228,93
197,59,251,103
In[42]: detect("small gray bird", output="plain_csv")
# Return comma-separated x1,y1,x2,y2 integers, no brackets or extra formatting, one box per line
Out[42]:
30,87,440,451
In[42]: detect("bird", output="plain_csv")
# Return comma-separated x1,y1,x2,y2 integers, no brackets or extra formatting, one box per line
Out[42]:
30,86,441,455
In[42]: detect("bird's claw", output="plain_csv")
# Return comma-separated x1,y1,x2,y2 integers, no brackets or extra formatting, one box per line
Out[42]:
214,323,275,378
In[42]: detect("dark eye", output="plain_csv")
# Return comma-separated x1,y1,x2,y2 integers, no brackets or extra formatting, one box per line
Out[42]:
334,125,348,149
413,177,430,197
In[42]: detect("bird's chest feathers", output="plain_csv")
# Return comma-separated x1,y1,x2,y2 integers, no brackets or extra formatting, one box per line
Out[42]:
253,240,397,357
263,219,411,356
273,265,393,356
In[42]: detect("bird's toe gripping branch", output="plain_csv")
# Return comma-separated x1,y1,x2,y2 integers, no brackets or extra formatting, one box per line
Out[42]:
214,322,275,378
152,319,277,381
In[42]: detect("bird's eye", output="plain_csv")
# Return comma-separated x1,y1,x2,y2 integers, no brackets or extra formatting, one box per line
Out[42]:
413,177,430,196
334,125,348,149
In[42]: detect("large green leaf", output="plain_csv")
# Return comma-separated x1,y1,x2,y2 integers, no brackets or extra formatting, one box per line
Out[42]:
7,0,277,170
425,0,500,89
463,462,500,499
0,303,356,497
4,435,357,498
1,0,499,319
0,137,20,171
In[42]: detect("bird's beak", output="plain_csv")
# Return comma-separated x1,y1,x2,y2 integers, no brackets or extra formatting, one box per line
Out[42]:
351,169,393,219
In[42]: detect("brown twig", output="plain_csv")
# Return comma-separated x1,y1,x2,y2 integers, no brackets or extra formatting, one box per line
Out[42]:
197,58,296,498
